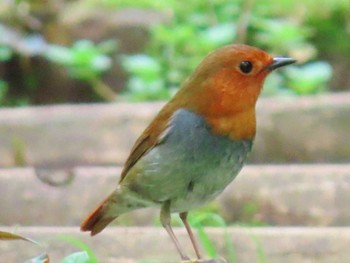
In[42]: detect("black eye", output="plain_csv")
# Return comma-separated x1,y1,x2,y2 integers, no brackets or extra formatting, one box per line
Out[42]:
239,61,253,74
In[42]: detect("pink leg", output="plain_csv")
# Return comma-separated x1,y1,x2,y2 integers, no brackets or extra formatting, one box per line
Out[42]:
180,212,202,259
160,201,190,260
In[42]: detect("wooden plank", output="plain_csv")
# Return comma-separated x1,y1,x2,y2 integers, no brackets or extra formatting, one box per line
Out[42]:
1,165,349,226
0,93,349,167
1,226,350,263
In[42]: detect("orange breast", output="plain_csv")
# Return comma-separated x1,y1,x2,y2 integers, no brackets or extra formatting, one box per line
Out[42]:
206,108,256,140
187,68,263,140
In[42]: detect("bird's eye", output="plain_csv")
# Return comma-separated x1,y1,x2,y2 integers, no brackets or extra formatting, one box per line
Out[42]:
239,61,253,74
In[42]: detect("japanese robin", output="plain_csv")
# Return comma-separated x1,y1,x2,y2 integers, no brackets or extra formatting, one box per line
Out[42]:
81,44,296,260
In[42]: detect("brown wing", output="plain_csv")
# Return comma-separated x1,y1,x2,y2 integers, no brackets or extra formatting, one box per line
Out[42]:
119,103,177,182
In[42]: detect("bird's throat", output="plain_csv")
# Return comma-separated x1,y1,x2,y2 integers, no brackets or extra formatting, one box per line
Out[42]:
205,108,256,140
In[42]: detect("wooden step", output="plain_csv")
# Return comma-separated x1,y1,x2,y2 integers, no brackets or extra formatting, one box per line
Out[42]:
1,164,349,226
1,226,350,263
0,93,349,167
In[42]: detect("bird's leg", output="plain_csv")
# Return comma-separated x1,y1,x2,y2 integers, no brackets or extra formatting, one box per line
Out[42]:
180,212,202,259
160,200,190,260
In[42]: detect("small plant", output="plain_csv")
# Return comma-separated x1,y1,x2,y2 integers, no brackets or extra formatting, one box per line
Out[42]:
58,235,99,263
189,212,237,262
0,230,49,262
188,212,267,263
0,230,97,263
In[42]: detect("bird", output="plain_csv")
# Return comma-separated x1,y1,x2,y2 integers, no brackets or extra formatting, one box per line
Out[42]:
81,44,296,261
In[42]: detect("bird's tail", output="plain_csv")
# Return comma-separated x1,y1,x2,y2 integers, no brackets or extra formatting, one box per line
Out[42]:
80,188,131,236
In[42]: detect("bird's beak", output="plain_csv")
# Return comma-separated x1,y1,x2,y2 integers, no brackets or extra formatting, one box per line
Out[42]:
267,57,296,71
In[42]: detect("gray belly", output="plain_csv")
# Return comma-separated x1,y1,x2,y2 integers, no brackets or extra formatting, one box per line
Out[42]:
123,109,253,212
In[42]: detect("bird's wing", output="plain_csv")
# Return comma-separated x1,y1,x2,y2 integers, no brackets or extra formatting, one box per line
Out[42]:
119,105,175,182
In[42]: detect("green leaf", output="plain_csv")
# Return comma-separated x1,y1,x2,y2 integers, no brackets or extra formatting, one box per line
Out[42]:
189,213,223,258
190,212,226,227
58,235,98,263
197,225,217,258
189,212,238,261
60,251,90,263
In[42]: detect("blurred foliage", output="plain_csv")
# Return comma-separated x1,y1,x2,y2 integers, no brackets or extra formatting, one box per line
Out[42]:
121,54,173,101
121,0,337,101
45,39,118,101
0,0,349,105
45,40,114,82
285,61,332,95
0,15,118,104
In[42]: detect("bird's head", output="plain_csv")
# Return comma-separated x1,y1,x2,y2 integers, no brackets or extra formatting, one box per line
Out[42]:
175,44,296,139
182,44,295,114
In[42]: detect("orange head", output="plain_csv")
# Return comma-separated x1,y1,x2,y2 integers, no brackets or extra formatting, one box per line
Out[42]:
171,44,295,140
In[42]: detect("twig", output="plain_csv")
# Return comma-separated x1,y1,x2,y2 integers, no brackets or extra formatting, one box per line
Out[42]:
90,78,117,102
